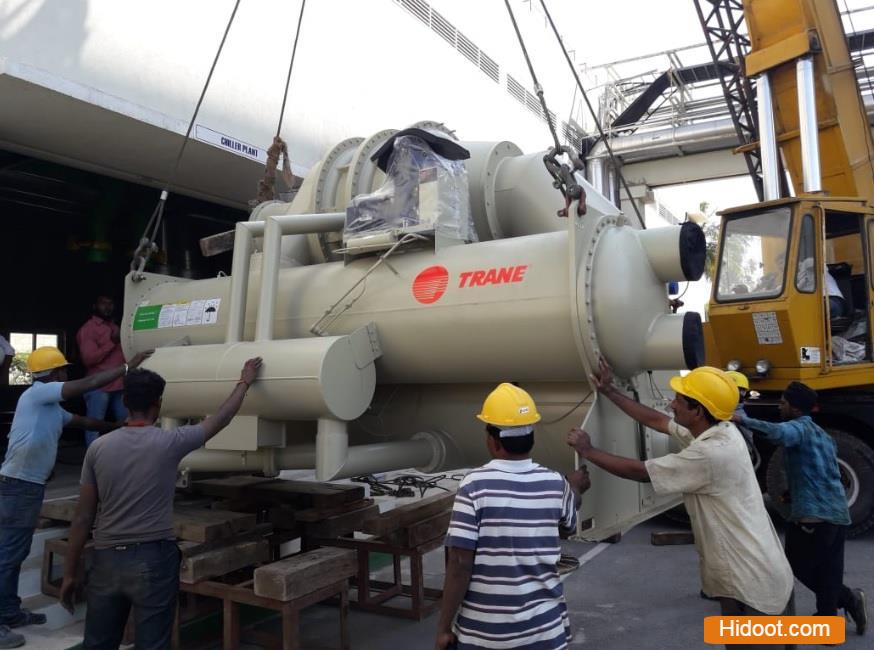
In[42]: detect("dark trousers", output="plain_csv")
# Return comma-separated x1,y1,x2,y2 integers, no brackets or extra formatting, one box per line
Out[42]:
83,540,180,650
785,521,853,616
719,593,795,650
0,475,44,624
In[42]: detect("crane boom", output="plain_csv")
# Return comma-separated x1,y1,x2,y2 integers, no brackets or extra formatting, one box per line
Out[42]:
743,0,874,200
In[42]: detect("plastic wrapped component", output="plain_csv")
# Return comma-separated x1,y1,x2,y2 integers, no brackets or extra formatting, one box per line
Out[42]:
344,135,475,247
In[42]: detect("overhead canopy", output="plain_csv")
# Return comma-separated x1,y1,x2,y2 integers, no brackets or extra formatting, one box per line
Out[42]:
0,58,267,210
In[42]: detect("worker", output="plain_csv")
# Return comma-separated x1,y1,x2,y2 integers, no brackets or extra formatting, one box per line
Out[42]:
569,366,795,645
0,346,150,650
734,382,867,634
76,295,127,448
59,357,263,649
435,383,589,650
0,336,14,386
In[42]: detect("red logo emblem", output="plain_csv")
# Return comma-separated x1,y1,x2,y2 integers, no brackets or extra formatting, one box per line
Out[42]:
412,265,449,304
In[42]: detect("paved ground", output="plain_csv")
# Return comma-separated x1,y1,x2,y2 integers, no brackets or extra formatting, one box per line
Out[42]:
23,465,874,649
227,515,874,650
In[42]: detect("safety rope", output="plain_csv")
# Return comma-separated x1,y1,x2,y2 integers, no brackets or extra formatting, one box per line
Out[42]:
503,0,586,218
538,0,646,229
131,0,242,279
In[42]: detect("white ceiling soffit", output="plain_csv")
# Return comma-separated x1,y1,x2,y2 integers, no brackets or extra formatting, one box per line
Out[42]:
0,58,265,210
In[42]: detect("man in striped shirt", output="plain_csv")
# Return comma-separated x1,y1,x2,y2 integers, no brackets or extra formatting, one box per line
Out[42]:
436,383,589,650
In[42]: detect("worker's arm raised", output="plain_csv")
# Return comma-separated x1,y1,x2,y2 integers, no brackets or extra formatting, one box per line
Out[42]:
567,428,650,483
60,350,153,401
592,357,671,434
199,358,263,442
435,547,474,650
733,414,802,447
59,483,99,614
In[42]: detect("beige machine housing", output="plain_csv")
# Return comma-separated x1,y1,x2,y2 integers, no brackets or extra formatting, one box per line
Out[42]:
122,123,705,540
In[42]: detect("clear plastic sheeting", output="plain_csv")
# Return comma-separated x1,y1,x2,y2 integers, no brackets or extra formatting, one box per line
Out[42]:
344,135,475,247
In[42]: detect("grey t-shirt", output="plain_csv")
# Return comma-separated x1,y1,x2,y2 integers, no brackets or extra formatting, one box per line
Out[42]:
81,424,205,549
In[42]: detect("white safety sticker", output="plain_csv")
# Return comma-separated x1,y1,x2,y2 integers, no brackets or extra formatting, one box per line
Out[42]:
150,299,221,329
800,346,821,364
752,311,783,345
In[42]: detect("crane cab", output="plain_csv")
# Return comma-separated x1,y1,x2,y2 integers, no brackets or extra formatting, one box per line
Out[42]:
707,196,874,392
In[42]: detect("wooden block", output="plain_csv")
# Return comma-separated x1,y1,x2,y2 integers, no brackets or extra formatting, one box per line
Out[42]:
179,539,270,584
250,480,365,509
173,508,257,543
361,492,457,537
302,502,379,538
295,499,374,522
254,548,357,601
651,530,695,546
40,498,79,522
267,506,298,531
403,510,452,547
191,476,275,499
176,523,273,558
199,229,236,257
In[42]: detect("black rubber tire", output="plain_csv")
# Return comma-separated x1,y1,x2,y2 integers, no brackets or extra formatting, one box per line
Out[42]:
765,429,874,538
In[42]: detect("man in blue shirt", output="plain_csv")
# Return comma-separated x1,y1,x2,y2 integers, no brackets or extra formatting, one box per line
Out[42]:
735,381,867,635
0,346,149,649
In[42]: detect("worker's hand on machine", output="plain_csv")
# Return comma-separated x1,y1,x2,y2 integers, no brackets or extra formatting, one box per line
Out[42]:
566,465,591,494
59,575,77,615
590,356,615,395
566,428,593,457
127,349,154,369
239,357,263,387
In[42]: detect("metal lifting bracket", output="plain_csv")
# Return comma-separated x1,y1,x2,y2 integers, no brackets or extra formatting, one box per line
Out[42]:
543,145,587,218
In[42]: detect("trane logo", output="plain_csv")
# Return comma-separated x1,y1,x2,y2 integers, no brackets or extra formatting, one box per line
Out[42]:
411,265,529,304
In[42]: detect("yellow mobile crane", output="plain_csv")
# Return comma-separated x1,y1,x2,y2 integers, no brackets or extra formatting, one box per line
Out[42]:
697,0,874,535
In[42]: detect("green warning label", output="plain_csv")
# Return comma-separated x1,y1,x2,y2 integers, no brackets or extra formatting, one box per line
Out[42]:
133,305,162,330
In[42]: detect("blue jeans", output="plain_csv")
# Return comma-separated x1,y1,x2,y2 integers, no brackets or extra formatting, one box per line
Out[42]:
0,475,44,623
83,540,180,650
84,390,127,447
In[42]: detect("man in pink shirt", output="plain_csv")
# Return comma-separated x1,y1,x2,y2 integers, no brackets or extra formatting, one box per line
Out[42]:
76,295,127,447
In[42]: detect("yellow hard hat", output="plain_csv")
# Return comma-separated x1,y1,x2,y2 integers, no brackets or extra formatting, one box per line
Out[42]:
669,366,739,421
477,383,541,427
26,347,70,374
725,370,750,391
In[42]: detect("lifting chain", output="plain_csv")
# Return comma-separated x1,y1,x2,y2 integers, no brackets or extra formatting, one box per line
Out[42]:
543,145,586,218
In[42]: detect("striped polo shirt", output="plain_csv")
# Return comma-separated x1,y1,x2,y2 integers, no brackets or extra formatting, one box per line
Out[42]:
445,458,577,649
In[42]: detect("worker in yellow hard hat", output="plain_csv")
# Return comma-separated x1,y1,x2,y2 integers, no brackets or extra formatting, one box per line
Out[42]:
0,346,152,645
568,363,796,632
436,383,590,650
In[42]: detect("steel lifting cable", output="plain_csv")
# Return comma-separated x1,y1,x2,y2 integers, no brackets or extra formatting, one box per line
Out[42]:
132,0,242,278
538,0,646,229
276,0,307,139
503,0,587,218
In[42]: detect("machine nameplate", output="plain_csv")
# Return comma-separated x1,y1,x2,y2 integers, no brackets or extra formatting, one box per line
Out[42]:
751,311,783,345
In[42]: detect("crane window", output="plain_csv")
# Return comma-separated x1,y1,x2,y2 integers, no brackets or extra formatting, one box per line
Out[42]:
716,208,791,302
795,214,817,294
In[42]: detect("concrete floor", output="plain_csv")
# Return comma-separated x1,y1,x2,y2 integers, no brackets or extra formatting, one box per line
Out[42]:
20,465,874,649
218,516,874,650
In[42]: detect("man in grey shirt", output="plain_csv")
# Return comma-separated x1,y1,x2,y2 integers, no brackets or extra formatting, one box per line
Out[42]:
60,357,262,650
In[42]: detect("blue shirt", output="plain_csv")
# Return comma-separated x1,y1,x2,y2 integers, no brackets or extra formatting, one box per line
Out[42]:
445,459,577,649
738,414,850,525
1,381,73,485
